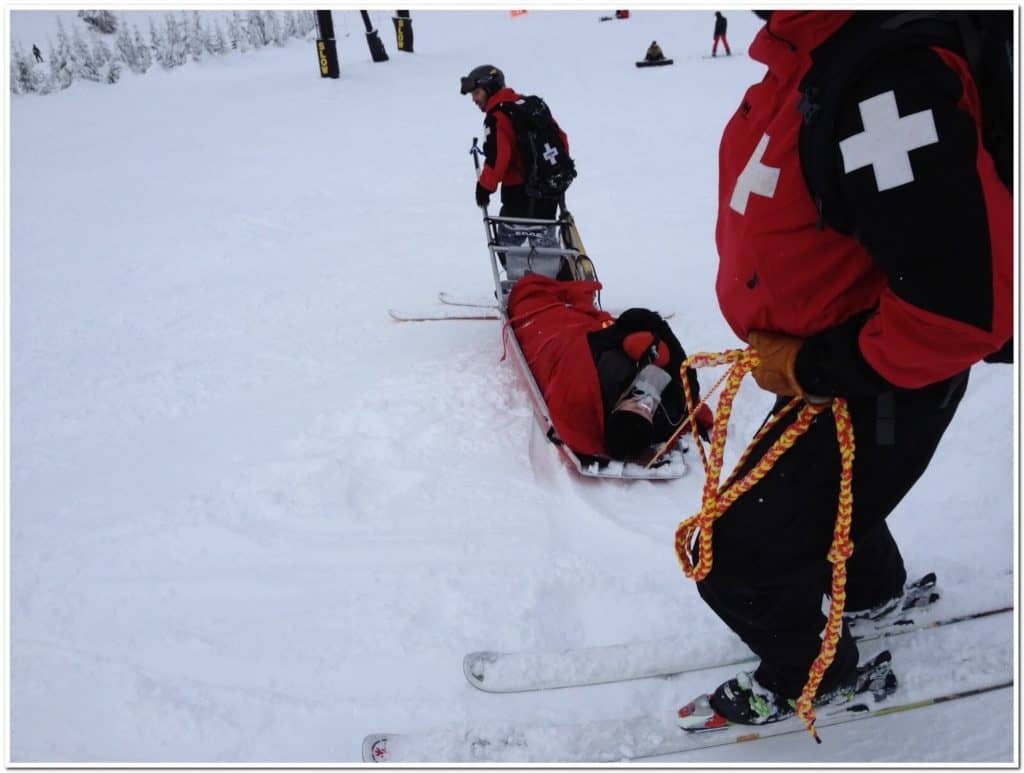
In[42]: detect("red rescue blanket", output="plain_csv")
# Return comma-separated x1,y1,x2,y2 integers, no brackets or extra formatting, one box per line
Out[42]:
506,275,613,457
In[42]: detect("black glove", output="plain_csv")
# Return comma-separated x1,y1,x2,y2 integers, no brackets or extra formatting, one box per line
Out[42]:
475,183,492,207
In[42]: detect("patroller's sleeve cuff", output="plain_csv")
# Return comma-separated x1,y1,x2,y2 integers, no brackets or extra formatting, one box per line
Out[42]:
794,310,897,398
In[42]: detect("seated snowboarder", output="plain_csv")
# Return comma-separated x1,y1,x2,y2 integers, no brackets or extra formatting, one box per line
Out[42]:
506,274,711,461
644,40,665,62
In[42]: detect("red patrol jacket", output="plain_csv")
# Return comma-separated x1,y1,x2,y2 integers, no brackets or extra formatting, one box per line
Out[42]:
478,88,571,193
715,12,1012,390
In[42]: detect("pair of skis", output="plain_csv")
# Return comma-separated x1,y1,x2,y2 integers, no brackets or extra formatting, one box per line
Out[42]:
391,291,688,479
389,292,676,323
388,292,501,322
362,602,1013,762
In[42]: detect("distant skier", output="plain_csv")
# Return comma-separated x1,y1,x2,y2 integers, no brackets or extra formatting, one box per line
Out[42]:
676,10,1011,731
460,65,571,219
712,12,731,56
644,41,665,62
32,44,43,63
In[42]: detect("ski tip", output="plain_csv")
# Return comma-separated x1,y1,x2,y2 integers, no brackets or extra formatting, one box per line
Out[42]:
463,651,497,689
362,734,390,763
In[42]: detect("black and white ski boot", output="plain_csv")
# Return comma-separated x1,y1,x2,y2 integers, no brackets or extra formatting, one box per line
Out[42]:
844,572,939,628
678,651,897,730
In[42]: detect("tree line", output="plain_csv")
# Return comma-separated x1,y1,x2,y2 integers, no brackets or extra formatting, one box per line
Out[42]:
12,10,318,95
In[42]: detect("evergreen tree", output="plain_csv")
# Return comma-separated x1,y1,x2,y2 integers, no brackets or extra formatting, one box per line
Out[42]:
150,17,170,69
226,14,240,51
91,37,112,69
264,11,285,46
164,13,187,67
70,24,101,81
208,20,228,56
282,11,298,40
114,22,139,73
49,23,73,90
247,11,268,48
133,25,152,72
78,10,118,34
293,11,315,38
231,12,250,53
11,45,29,94
104,57,121,84
187,11,205,62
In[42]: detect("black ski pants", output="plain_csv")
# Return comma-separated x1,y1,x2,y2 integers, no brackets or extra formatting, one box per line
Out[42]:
695,370,969,698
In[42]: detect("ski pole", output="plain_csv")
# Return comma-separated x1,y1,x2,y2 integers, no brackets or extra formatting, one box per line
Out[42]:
471,137,504,303
470,137,489,216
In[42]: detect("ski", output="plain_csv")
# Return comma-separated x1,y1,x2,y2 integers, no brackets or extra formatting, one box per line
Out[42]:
438,291,497,309
437,292,677,320
463,603,1011,693
388,308,499,322
361,677,1011,762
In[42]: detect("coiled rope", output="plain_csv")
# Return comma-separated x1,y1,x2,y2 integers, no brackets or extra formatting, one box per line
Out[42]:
674,347,856,742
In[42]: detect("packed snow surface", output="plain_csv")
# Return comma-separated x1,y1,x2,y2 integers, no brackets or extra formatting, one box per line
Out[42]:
9,9,1016,764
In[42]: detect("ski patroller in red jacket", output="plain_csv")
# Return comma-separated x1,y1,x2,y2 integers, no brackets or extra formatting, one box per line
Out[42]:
716,12,1012,393
477,88,571,194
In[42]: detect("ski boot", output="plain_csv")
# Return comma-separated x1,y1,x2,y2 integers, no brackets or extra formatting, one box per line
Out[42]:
678,651,897,730
844,572,939,629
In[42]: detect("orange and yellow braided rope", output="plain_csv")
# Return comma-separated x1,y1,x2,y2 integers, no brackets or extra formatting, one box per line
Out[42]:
673,347,856,741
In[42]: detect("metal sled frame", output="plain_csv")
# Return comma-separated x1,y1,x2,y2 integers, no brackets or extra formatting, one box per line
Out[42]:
484,212,588,309
481,208,686,480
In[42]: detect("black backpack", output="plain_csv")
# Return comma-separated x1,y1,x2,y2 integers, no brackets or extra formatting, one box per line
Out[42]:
798,11,1012,232
797,11,1013,363
497,95,577,201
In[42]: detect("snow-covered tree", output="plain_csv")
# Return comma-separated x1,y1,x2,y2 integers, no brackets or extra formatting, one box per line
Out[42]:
104,57,121,84
11,45,30,94
208,20,228,56
187,11,205,62
49,24,73,90
163,13,187,67
69,24,101,81
264,11,285,47
282,11,297,40
91,37,112,69
114,22,140,73
132,25,152,72
78,10,118,34
150,17,171,69
229,12,250,53
247,11,268,48
294,11,317,38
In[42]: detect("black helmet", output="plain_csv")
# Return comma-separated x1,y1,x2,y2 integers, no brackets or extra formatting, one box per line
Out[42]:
460,65,505,96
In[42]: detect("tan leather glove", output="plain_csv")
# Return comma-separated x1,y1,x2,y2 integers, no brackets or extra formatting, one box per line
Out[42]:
748,330,829,404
